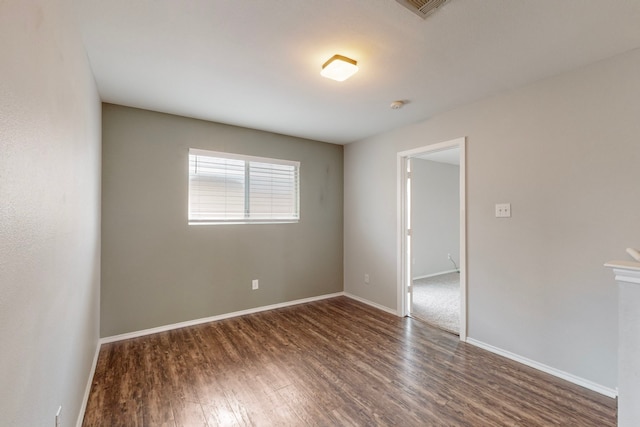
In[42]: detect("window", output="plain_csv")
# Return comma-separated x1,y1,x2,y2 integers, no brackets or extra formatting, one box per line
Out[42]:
188,148,300,224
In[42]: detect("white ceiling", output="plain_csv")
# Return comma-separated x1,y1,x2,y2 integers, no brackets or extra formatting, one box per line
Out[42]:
414,147,460,166
74,0,640,145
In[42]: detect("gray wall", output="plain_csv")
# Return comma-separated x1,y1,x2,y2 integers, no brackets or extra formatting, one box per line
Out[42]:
411,159,459,278
0,1,102,426
344,48,640,391
101,104,343,337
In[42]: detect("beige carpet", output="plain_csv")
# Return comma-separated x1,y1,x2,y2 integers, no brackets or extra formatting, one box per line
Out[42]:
412,272,460,334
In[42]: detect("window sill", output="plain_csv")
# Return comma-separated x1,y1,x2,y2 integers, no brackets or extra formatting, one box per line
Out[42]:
188,220,299,226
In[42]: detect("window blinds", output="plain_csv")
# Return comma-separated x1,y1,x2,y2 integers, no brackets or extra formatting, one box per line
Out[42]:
189,149,299,224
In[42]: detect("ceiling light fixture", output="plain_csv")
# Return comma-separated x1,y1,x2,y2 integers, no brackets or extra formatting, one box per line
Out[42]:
320,54,359,82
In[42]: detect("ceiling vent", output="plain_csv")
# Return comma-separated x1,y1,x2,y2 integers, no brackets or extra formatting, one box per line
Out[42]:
395,0,449,19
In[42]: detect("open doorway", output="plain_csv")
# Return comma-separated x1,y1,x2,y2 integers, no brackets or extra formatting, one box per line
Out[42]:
397,137,466,340
410,152,460,334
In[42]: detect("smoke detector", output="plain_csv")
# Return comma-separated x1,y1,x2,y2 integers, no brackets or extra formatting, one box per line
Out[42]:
390,101,405,110
395,0,449,19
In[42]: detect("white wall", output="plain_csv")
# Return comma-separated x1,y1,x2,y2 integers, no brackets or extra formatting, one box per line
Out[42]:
344,48,640,391
0,1,101,426
411,159,459,278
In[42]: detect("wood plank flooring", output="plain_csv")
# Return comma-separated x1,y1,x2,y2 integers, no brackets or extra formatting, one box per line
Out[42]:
82,296,616,426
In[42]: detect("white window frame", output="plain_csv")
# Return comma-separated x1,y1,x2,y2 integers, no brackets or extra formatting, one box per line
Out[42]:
188,148,300,225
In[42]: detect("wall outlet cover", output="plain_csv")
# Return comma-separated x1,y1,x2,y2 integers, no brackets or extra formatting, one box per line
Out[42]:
495,203,511,218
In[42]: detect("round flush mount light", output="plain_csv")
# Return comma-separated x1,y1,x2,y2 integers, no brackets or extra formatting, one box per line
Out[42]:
390,100,405,109
321,54,359,82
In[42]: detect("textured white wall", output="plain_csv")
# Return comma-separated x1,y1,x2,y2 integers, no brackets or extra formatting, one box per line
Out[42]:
0,1,101,426
411,159,460,278
344,49,640,391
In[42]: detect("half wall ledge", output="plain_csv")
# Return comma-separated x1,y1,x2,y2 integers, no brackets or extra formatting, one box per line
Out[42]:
605,259,640,427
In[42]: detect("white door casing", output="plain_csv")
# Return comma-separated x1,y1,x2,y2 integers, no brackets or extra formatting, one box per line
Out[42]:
397,137,467,341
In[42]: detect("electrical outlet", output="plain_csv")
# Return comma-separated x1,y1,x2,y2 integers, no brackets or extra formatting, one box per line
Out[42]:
364,274,370,284
495,203,511,218
252,279,259,290
55,406,62,427
447,253,452,260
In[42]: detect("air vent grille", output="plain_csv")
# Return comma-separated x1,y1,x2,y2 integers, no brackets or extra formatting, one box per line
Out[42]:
395,0,449,19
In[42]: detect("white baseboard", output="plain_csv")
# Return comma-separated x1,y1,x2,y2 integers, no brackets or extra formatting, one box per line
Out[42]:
76,340,102,427
100,292,345,344
343,292,399,316
466,338,617,399
413,269,458,280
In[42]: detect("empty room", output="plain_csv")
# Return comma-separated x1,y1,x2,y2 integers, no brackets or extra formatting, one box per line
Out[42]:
2,0,640,426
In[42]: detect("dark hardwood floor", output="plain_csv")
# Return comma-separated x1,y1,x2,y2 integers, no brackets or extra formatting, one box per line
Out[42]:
82,296,616,426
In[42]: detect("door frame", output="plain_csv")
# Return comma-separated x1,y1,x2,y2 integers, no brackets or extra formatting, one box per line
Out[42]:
396,137,467,341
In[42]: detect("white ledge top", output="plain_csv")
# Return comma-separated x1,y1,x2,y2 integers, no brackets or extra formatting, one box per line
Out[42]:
605,260,640,271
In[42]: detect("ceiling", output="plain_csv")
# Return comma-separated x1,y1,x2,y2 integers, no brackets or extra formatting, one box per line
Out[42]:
74,0,640,145
414,147,460,166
